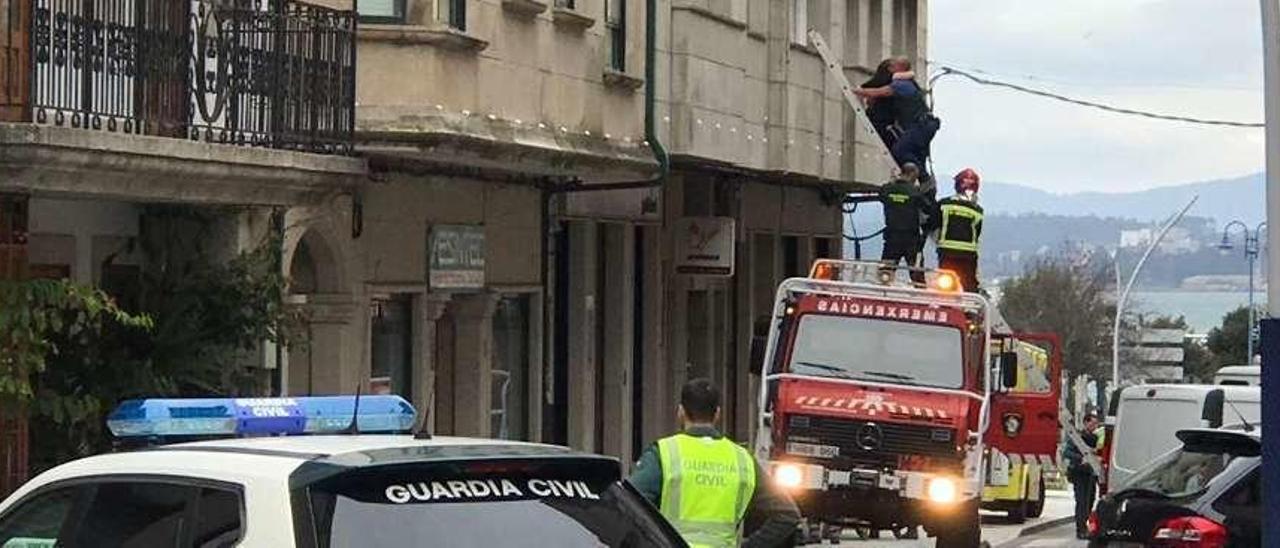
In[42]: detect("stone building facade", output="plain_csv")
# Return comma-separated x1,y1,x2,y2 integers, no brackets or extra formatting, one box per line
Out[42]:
1,0,927,475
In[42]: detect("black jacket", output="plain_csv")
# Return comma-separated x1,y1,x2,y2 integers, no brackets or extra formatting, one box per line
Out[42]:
879,179,928,238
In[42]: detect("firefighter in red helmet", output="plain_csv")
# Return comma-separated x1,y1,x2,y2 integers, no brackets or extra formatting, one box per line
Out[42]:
933,169,984,292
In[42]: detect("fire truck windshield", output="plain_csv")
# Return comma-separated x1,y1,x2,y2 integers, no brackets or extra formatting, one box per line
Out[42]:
787,314,964,388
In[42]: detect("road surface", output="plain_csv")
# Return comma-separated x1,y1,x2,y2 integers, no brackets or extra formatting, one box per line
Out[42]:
817,489,1076,547
994,519,1086,548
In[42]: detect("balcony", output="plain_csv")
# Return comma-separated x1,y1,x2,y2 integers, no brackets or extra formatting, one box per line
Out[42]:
4,0,356,152
0,0,365,205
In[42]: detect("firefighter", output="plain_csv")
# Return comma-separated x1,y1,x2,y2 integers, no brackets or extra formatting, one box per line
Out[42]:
1063,413,1102,539
854,57,941,175
879,163,929,285
934,168,984,292
629,378,800,548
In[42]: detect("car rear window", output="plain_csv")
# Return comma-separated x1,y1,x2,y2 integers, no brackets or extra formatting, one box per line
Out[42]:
295,458,681,548
1121,442,1254,499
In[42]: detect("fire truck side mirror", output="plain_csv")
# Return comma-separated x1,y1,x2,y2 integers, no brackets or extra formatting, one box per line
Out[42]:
999,352,1018,389
748,336,766,376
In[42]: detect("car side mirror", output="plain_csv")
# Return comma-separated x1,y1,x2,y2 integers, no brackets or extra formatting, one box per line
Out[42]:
999,352,1018,389
748,336,766,376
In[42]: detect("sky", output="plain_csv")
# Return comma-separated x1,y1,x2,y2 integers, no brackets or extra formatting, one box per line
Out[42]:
928,0,1266,193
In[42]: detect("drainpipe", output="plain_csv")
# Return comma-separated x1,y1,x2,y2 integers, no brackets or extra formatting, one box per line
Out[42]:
552,0,668,193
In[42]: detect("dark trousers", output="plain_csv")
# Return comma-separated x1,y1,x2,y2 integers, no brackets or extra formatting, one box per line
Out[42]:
881,234,924,284
937,250,979,292
1070,472,1097,535
890,118,940,172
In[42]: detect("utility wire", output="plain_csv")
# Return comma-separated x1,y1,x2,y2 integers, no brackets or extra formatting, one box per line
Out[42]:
932,66,1265,128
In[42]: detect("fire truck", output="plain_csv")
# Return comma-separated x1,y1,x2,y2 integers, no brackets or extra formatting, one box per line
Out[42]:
752,259,1063,546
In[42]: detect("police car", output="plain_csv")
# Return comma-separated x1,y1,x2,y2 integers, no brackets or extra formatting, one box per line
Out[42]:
0,396,685,547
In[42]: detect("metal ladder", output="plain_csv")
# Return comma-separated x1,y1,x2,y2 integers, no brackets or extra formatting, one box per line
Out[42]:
1059,405,1105,477
806,29,899,174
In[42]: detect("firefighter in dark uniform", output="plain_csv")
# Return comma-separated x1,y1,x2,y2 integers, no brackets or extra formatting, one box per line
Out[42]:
879,163,929,285
935,168,984,292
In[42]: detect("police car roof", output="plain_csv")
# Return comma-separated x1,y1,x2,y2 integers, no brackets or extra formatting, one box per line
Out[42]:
12,435,595,501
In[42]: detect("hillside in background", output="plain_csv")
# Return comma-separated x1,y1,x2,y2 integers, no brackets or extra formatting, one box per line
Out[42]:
980,173,1264,225
843,173,1264,285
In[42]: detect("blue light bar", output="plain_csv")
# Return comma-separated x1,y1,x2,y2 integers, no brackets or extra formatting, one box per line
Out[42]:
107,396,417,438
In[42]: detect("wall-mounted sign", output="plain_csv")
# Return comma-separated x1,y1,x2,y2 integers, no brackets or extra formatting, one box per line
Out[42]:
674,217,735,276
429,224,486,290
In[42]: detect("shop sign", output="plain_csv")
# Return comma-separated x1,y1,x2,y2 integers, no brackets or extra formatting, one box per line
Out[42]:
674,217,735,276
429,225,485,290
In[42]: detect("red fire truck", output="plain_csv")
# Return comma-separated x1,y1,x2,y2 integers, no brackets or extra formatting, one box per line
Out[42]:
752,260,1062,546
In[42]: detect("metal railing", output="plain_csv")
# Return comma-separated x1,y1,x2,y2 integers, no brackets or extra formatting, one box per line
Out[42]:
6,0,355,154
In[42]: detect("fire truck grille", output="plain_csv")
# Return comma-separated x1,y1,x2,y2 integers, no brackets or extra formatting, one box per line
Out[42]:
787,414,958,463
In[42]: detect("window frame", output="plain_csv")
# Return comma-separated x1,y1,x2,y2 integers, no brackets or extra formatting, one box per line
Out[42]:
605,0,626,71
358,0,409,24
0,474,248,548
439,0,468,30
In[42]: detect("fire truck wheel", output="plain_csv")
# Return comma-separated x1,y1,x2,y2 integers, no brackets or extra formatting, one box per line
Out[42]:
1007,501,1027,524
1026,477,1047,518
934,504,981,548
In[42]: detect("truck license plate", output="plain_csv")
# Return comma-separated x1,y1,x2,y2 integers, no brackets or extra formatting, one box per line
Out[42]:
786,442,840,458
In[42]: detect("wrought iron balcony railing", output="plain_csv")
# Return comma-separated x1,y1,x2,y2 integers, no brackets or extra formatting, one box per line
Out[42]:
2,0,356,155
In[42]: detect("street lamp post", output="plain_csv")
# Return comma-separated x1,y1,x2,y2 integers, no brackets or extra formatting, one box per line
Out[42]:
1113,196,1199,389
1218,221,1268,362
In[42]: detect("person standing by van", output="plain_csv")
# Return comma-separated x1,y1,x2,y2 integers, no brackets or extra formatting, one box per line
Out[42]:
1063,413,1101,539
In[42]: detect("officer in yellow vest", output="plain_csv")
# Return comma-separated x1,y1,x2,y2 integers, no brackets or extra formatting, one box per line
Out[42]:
934,168,985,292
629,379,800,548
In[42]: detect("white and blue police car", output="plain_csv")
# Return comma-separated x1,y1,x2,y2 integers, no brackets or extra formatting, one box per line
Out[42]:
0,396,684,548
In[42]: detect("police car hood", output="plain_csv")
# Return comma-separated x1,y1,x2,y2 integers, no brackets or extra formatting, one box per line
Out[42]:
779,376,972,429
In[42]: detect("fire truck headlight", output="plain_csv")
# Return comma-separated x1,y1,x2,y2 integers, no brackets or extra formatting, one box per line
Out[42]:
927,477,958,504
774,464,804,488
932,271,960,292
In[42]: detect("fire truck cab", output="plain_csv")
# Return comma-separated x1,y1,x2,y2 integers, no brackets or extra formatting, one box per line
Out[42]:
753,260,1059,546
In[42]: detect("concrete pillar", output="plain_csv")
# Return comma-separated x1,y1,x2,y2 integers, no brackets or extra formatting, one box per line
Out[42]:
601,224,635,466
289,294,360,395
450,292,499,438
567,221,599,451
412,293,452,432
641,224,671,447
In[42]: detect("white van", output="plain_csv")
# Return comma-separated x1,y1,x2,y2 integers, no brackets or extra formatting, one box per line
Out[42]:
1213,365,1260,386
1107,384,1260,489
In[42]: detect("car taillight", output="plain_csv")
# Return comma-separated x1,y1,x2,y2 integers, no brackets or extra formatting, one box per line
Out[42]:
1150,516,1228,548
1086,511,1099,537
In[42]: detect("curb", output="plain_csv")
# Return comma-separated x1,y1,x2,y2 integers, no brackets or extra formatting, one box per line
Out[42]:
1018,516,1074,538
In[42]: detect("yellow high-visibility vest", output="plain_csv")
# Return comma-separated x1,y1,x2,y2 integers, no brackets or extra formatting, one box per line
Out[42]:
657,434,757,548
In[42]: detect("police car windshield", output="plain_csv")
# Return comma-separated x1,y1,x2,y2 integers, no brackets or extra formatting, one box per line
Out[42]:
788,314,963,388
299,459,681,548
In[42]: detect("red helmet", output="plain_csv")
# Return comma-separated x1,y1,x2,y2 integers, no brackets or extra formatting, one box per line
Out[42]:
954,168,981,193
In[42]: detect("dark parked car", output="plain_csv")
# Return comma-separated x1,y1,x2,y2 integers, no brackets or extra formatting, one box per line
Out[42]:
1088,427,1260,547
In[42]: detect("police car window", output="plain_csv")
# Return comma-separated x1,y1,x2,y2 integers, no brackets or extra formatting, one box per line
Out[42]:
0,485,83,548
71,481,197,548
192,487,244,548
300,461,681,548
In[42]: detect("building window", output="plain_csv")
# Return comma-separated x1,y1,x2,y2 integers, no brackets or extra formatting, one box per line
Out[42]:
439,0,467,30
606,0,626,71
492,296,531,440
370,295,413,399
359,0,407,23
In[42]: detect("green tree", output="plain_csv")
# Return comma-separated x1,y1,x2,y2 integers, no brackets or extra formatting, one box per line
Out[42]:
13,206,302,471
999,256,1115,378
1207,306,1252,369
